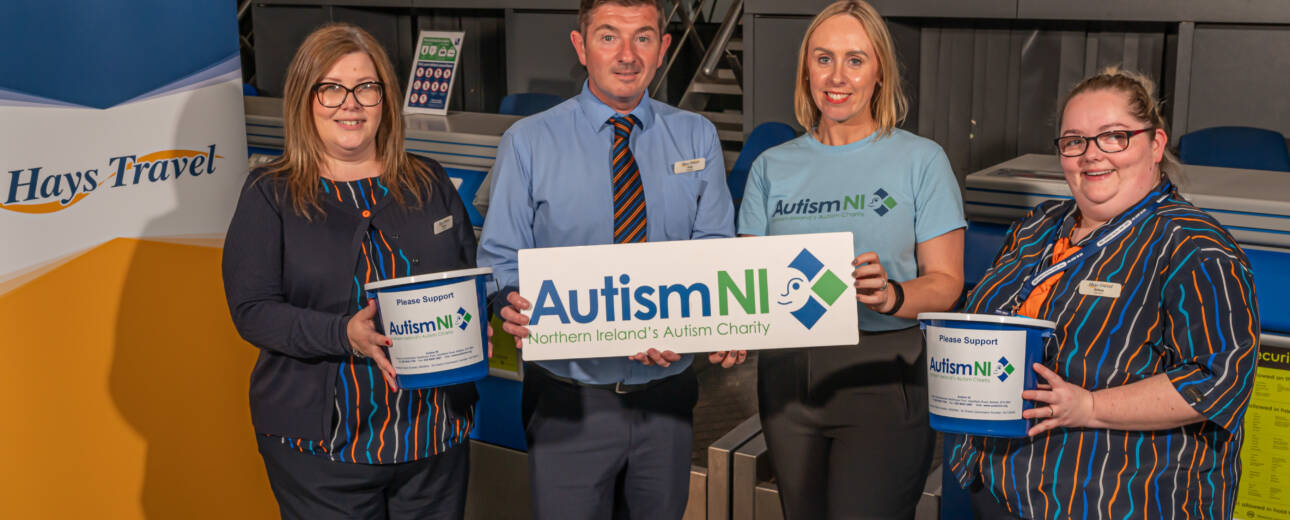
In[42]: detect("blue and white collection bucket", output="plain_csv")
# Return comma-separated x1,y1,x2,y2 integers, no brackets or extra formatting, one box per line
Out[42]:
917,312,1056,438
364,267,492,389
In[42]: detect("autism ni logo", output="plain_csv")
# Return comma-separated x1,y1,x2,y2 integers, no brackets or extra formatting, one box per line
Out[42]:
928,355,1016,382
528,248,846,330
456,307,472,331
778,249,848,329
871,188,898,217
770,188,898,218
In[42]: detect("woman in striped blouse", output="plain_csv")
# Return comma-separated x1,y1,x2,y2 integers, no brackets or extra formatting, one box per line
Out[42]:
223,24,481,519
953,68,1260,519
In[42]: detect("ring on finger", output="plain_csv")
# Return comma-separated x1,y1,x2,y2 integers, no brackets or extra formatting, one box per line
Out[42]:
1048,405,1055,418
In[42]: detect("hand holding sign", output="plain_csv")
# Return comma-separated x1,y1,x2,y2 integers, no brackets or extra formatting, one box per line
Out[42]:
851,251,895,313
499,291,532,348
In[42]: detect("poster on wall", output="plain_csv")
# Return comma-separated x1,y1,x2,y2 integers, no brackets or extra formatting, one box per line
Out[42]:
403,30,464,116
1234,343,1290,520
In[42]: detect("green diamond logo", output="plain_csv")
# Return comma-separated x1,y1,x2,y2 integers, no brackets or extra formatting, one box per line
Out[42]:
811,270,848,306
1004,364,1014,375
883,197,898,209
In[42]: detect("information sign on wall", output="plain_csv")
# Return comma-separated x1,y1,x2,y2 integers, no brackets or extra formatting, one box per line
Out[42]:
403,31,464,116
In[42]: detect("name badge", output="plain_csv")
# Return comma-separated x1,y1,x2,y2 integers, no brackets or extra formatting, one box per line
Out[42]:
1078,280,1122,298
434,215,453,235
673,158,705,174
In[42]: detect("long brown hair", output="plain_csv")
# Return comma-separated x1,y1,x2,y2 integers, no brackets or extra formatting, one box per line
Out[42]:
263,23,432,219
793,0,907,137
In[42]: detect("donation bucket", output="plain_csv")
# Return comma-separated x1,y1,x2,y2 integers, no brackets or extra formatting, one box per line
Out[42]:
917,312,1056,438
365,267,492,389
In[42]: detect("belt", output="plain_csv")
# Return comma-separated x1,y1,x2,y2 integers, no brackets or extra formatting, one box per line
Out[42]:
535,366,680,395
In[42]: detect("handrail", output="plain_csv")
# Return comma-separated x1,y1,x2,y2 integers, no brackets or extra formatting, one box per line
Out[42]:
699,0,743,78
652,0,709,97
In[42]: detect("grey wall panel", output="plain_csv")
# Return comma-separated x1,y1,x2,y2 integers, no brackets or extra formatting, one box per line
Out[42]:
748,15,810,131
1018,0,1290,24
333,7,412,89
417,10,507,113
252,5,330,97
911,22,1167,177
746,0,1015,18
1185,24,1290,139
504,10,585,99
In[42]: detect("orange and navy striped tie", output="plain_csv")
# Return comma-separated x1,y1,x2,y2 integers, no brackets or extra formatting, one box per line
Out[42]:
610,115,647,243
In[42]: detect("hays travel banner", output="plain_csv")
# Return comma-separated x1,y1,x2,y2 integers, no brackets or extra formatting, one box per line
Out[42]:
0,2,248,283
0,2,272,518
518,233,860,360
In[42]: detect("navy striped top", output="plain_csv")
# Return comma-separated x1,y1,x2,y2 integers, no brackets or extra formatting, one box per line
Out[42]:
268,177,474,463
951,183,1260,519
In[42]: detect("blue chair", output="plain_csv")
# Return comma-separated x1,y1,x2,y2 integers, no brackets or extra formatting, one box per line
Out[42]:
498,92,564,117
1178,126,1290,172
728,122,798,209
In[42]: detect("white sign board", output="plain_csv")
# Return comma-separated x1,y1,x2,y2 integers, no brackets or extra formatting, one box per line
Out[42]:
518,233,860,360
403,30,463,116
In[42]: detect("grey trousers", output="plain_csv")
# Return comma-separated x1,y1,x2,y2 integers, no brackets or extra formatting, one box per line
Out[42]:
522,366,698,520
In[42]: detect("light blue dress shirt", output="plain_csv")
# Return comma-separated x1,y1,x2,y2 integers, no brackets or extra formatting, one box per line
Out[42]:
478,82,735,385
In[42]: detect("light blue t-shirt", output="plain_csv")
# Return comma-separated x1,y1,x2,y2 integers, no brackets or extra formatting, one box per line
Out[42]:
737,128,965,331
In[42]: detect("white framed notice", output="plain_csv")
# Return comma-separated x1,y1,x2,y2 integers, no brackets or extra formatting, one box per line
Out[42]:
403,30,463,116
517,233,861,360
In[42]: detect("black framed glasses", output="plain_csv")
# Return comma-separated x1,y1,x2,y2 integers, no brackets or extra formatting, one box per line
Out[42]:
1053,128,1153,157
313,81,384,108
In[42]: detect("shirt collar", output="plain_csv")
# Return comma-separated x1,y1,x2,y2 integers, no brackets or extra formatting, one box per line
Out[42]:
1060,179,1176,244
575,80,655,135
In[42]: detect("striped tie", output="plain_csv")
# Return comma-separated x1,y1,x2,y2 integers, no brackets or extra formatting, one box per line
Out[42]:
610,115,647,243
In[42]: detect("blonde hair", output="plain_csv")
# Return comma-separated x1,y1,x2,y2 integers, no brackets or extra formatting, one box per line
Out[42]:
1059,66,1181,183
263,23,433,219
793,0,907,137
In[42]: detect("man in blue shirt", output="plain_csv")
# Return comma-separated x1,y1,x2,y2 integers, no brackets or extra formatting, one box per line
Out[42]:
476,0,736,517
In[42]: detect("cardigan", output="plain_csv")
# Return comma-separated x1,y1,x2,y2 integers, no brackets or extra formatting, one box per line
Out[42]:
222,156,478,440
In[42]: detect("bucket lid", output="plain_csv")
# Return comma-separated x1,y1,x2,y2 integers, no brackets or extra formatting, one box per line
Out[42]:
917,312,1056,330
365,267,493,292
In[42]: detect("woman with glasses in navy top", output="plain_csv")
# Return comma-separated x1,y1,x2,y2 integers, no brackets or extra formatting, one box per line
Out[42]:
952,68,1260,520
222,24,481,519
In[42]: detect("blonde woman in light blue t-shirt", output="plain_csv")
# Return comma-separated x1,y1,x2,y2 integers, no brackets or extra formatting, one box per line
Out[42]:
733,1,966,518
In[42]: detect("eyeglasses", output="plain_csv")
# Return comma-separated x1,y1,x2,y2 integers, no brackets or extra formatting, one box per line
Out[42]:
313,81,384,108
1053,128,1153,157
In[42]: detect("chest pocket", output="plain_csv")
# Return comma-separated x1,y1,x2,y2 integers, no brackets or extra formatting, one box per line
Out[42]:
659,171,704,239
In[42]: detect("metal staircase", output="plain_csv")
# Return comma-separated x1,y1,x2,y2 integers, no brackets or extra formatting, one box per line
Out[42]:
653,0,746,169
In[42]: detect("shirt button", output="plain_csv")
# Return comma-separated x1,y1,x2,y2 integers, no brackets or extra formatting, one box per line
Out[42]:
412,258,420,265
361,210,371,218
391,233,400,240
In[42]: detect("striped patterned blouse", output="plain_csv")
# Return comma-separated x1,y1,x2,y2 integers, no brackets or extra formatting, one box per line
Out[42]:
268,177,474,463
951,182,1260,519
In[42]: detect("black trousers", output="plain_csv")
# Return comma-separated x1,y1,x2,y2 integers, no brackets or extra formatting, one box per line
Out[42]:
968,478,1025,519
256,435,468,520
522,365,699,520
758,327,934,520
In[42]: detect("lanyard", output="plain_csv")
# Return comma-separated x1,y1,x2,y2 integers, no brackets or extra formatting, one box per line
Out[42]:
1007,183,1173,312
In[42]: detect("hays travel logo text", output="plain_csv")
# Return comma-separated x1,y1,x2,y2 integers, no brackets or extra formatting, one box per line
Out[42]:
2,145,223,214
770,188,898,219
